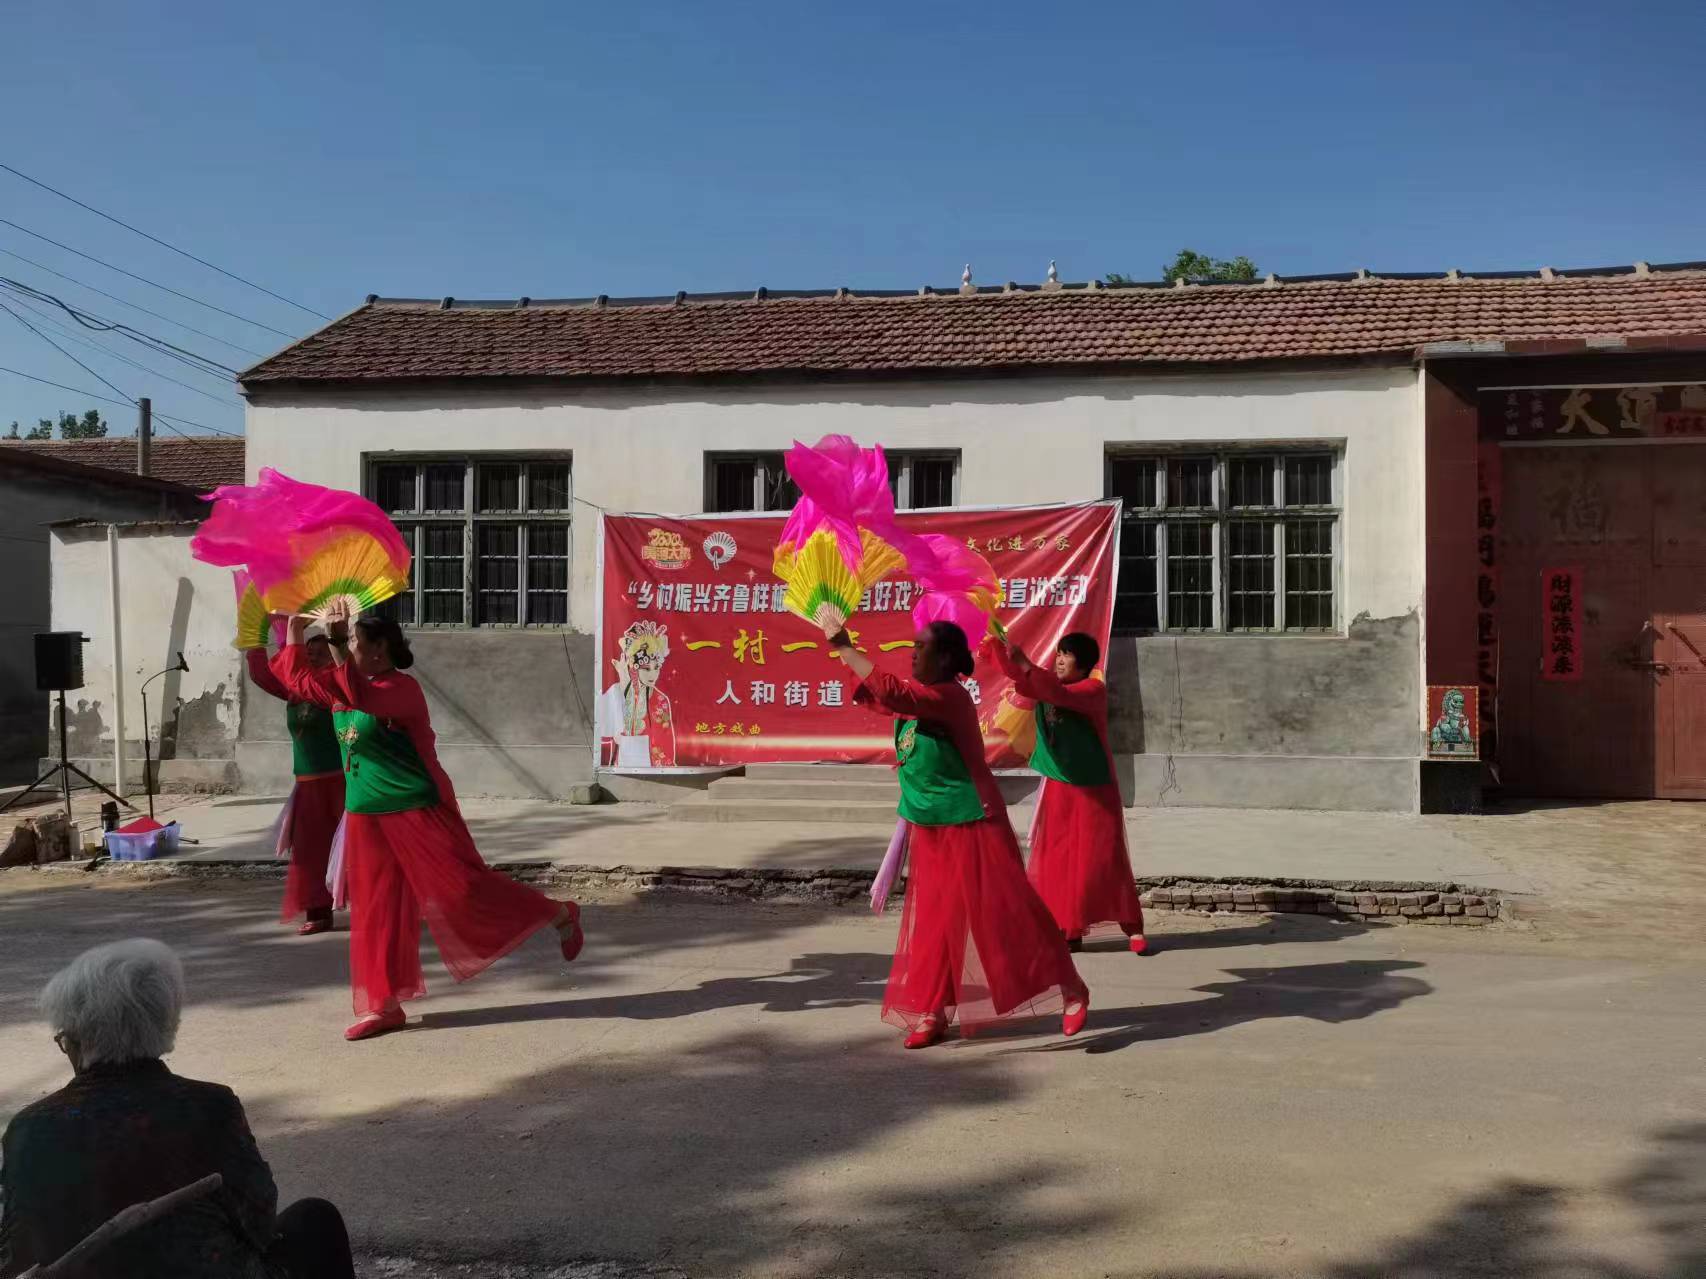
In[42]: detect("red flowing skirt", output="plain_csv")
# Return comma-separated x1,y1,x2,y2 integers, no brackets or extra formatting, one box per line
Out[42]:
1028,779,1144,939
343,803,562,1016
279,774,343,922
883,816,1087,1034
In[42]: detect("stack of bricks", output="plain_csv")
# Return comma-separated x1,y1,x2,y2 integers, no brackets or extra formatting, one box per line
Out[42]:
1137,882,1500,925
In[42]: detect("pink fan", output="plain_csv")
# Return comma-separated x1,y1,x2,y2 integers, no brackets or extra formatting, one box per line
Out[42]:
907,533,1006,641
772,436,907,635
194,469,410,620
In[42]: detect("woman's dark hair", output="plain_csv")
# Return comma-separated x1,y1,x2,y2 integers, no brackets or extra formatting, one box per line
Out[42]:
355,615,415,671
1058,631,1100,673
925,621,975,679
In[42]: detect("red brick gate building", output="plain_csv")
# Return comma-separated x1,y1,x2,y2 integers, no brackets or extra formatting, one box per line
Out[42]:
1426,303,1706,803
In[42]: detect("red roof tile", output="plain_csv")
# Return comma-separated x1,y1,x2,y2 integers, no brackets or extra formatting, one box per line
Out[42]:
239,270,1706,386
0,437,245,491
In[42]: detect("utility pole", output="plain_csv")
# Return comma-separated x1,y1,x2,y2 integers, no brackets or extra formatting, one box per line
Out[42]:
136,397,151,477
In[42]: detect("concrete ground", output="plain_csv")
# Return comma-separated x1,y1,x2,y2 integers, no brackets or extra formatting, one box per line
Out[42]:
40,788,1706,948
2,861,1703,1278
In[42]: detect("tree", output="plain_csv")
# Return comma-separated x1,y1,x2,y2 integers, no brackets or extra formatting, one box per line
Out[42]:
25,419,53,440
4,421,17,440
1105,249,1260,287
58,409,107,439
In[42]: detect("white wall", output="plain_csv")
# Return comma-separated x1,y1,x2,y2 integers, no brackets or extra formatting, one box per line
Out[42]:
246,366,1424,634
49,524,241,756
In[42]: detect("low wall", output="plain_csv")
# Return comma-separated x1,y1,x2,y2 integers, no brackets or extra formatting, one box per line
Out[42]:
239,629,600,800
1104,612,1420,812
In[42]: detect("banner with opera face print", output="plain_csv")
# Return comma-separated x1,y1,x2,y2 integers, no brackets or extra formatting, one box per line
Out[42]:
595,501,1120,771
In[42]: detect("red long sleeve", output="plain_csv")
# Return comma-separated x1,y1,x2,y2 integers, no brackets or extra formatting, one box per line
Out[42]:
855,665,1005,817
992,642,1107,720
1011,664,1107,719
277,645,459,810
854,669,962,721
244,648,289,702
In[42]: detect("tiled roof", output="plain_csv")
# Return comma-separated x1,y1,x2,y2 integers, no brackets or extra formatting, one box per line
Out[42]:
0,437,244,491
239,266,1706,386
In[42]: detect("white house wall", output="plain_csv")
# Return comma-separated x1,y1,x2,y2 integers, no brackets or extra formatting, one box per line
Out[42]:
245,365,1424,634
239,365,1424,810
48,524,242,785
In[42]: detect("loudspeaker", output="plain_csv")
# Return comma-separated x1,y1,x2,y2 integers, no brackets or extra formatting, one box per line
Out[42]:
35,631,88,692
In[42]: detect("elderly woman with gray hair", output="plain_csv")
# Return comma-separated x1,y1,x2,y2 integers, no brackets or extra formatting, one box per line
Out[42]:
0,940,353,1279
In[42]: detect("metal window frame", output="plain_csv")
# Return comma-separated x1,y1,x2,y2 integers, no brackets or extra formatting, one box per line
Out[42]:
888,449,963,510
1104,447,1341,636
363,452,573,629
703,451,798,513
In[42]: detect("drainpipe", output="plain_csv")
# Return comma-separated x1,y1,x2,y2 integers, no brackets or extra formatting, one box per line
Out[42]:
107,525,127,797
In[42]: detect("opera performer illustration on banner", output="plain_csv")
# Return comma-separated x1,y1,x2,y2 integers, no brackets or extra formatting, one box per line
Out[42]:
598,619,677,767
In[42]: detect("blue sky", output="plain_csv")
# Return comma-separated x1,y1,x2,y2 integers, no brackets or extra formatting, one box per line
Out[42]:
4,0,1704,437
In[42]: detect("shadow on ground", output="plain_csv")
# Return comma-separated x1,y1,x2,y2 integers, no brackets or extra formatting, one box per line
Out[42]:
0,876,860,1034
1163,1122,1706,1279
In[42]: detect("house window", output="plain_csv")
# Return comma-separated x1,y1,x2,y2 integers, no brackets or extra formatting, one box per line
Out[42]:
704,453,799,513
368,456,572,626
1105,450,1339,633
886,450,959,509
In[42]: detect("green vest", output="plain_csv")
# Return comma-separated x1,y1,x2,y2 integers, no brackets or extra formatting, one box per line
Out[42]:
1031,699,1112,786
894,718,985,826
332,709,439,815
287,701,343,778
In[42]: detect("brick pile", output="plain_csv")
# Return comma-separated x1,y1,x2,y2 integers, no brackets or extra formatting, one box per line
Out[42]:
1138,882,1500,924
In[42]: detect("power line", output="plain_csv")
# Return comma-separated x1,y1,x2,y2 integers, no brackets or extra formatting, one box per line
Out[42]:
0,293,240,406
0,244,264,358
0,216,297,339
0,365,246,438
0,162,330,321
0,297,134,402
0,276,239,376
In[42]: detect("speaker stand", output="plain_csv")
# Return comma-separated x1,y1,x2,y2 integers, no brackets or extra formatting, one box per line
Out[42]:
0,690,137,826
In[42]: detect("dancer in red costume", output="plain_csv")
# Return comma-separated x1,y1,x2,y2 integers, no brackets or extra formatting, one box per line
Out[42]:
277,605,584,1041
831,620,1089,1049
988,632,1147,954
246,629,345,935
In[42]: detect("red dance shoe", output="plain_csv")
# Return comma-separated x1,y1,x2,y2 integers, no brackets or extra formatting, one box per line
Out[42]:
344,1008,406,1042
298,915,332,937
556,900,585,964
903,1015,947,1050
1128,934,1149,955
1062,995,1090,1038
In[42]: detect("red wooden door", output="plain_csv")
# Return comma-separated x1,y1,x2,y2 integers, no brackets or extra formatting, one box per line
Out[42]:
1649,446,1706,797
1498,447,1653,797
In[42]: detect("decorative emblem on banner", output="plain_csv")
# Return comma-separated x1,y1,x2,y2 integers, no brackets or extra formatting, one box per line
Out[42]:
641,529,692,571
1541,567,1584,682
1425,686,1479,761
702,531,736,570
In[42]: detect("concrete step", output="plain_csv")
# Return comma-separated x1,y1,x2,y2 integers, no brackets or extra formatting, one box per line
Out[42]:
706,778,899,803
668,795,900,825
669,791,1039,828
743,763,893,783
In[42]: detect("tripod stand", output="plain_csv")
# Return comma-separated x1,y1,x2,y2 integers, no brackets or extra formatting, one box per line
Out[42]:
0,689,134,826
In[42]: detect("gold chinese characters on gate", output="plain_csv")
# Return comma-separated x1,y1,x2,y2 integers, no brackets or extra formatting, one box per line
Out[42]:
1481,384,1706,439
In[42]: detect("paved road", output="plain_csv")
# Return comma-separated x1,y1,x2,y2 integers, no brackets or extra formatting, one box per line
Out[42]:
2,873,1702,1278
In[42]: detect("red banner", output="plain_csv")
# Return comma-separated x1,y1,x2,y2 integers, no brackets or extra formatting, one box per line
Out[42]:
1541,566,1583,682
596,502,1120,770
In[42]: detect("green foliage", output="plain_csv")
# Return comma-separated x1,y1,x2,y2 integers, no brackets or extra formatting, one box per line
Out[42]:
57,408,108,439
1105,250,1260,287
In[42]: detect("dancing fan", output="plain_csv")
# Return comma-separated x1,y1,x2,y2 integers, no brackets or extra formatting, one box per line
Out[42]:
193,469,412,622
230,570,283,651
772,435,906,636
907,533,1007,641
